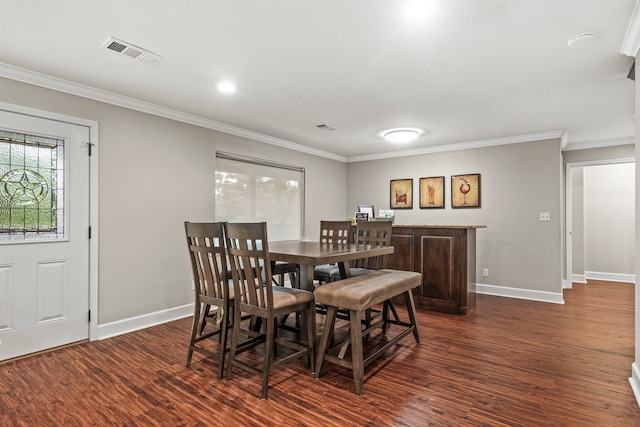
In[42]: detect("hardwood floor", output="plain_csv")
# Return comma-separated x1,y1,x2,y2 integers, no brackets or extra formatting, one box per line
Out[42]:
1,280,639,426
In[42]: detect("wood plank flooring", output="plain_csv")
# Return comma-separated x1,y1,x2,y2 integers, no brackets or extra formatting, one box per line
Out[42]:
1,280,639,426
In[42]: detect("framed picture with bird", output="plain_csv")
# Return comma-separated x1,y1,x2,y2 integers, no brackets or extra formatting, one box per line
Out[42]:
451,174,480,208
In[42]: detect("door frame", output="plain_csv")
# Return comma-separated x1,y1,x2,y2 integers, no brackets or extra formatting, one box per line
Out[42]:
0,101,99,341
564,157,634,289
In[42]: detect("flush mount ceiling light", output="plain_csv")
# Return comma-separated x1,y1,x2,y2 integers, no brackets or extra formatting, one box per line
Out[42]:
568,32,595,48
383,128,420,143
217,81,236,93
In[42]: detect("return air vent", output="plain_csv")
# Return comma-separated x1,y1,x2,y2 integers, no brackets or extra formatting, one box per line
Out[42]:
101,37,162,64
316,124,339,131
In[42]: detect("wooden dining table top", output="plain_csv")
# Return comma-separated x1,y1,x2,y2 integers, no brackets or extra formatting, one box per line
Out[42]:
268,240,394,265
268,240,394,292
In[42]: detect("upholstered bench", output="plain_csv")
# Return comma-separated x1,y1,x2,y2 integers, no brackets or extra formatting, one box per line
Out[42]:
314,268,422,395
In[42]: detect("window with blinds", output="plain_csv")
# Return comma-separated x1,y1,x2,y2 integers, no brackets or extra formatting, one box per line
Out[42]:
214,152,304,241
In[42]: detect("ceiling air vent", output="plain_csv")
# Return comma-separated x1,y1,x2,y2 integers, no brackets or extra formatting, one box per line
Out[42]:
102,37,162,64
316,124,339,131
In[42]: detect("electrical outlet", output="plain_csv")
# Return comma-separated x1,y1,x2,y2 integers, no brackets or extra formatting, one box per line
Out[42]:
483,268,489,277
539,212,550,222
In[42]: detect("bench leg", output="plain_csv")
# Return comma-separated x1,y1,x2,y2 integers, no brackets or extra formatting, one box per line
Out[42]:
315,305,338,378
350,309,364,395
404,290,420,343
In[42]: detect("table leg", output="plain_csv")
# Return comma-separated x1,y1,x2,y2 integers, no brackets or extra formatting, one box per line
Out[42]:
299,264,314,291
338,260,352,279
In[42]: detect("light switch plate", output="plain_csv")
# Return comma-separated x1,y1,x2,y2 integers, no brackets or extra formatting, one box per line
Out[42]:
540,212,550,222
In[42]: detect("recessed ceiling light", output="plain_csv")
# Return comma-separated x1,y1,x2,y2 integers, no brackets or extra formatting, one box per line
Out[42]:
405,1,434,21
383,129,421,143
568,33,595,48
217,81,236,93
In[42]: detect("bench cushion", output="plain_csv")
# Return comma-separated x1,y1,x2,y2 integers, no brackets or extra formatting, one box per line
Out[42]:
314,269,421,311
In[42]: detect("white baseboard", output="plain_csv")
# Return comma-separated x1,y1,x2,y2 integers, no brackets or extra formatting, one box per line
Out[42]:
585,271,635,283
476,283,564,304
571,274,587,284
97,303,194,340
630,363,640,409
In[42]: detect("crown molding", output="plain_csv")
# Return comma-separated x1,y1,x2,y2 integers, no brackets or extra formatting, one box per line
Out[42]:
562,136,635,151
346,130,566,163
0,62,348,163
0,62,628,165
621,0,640,57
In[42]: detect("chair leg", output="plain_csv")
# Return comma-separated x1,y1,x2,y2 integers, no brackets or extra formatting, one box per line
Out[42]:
217,304,230,379
306,302,316,372
315,305,338,377
200,303,215,334
226,304,243,380
186,300,202,366
350,309,365,395
404,290,420,343
262,316,275,400
382,300,390,336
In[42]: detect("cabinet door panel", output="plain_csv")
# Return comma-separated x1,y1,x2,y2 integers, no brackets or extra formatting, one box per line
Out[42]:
420,235,454,300
388,234,413,271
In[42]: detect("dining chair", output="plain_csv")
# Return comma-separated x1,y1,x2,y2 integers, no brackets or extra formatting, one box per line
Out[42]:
271,260,299,288
328,220,393,281
184,221,234,378
224,222,315,400
313,220,353,285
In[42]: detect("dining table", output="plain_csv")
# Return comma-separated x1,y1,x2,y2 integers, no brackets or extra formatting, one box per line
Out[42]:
268,240,395,292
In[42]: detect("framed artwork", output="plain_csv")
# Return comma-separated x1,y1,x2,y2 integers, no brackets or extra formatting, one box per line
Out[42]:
390,179,413,209
451,174,480,208
419,176,445,209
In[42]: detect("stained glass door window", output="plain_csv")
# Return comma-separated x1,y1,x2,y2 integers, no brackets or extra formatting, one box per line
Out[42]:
0,130,64,240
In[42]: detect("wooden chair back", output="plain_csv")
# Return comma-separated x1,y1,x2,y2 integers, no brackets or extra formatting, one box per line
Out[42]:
185,221,229,303
184,221,233,376
353,221,393,270
319,220,353,245
224,222,273,313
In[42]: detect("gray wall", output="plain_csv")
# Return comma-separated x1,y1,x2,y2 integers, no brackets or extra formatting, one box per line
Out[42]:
584,163,635,276
0,77,347,324
347,139,563,294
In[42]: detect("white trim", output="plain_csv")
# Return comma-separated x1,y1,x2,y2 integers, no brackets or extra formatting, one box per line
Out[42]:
88,121,99,342
621,0,640,57
0,101,100,342
477,283,565,304
0,61,347,163
630,362,640,408
585,271,636,283
347,130,566,163
1,62,632,164
562,137,635,151
571,274,587,284
564,158,636,304
97,304,193,340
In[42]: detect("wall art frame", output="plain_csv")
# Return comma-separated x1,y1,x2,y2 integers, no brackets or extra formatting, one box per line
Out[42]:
419,176,445,209
390,178,413,209
451,173,481,208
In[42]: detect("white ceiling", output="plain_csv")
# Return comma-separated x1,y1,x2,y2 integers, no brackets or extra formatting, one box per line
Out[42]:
0,0,637,161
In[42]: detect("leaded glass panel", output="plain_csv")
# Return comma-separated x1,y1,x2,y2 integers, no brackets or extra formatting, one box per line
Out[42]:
0,130,64,240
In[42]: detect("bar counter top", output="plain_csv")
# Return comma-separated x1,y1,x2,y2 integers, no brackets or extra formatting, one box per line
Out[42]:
391,224,487,229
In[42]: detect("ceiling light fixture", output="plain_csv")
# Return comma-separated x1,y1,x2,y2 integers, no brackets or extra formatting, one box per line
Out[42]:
567,32,595,48
217,81,236,93
383,129,420,143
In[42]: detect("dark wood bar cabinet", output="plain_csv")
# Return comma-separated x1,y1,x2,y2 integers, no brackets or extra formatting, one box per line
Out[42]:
387,225,485,315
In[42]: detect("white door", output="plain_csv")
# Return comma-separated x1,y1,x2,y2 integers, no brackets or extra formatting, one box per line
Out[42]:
0,110,90,361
